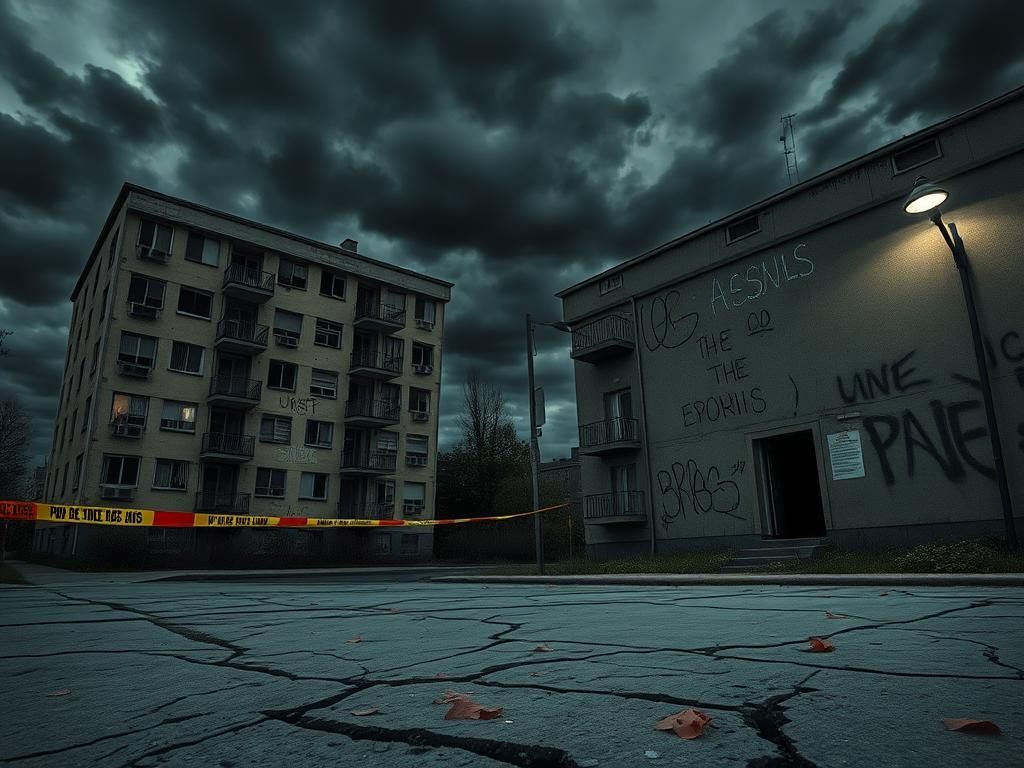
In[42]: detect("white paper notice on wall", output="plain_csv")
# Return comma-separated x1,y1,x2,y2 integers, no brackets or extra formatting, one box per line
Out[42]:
827,430,866,480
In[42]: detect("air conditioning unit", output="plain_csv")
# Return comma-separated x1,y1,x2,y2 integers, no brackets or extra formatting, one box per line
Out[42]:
413,364,433,375
402,502,424,517
100,485,135,500
117,361,151,378
137,246,170,263
129,302,160,319
112,422,143,438
415,319,434,331
406,455,428,467
410,410,429,422
275,334,299,348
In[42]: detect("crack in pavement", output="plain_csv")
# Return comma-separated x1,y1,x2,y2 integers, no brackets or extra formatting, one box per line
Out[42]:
127,682,265,721
741,672,821,767
115,717,268,768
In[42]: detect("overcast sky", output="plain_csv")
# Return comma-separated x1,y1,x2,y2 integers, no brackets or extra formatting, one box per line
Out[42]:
1,0,1022,470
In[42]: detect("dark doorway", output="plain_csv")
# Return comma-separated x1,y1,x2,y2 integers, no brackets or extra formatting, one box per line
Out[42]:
757,430,826,538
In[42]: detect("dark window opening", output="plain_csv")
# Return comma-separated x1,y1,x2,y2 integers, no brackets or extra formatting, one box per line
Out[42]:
756,430,826,538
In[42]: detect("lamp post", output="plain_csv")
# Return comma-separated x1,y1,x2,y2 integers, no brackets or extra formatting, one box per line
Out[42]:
903,176,1018,551
526,314,571,574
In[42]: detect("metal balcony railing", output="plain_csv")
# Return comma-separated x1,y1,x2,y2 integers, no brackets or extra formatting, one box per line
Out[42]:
340,449,397,472
195,492,251,514
571,315,633,355
584,491,645,519
216,319,269,347
223,263,275,293
345,399,401,420
349,349,403,374
579,417,640,448
338,501,395,520
209,375,262,400
201,432,255,457
355,300,407,326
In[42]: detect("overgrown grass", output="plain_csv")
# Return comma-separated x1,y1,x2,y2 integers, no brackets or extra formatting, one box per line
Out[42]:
487,550,735,576
0,564,28,584
769,539,1024,574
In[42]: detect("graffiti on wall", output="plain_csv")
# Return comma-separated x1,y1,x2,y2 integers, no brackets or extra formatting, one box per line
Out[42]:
710,243,814,317
279,396,320,415
278,446,318,465
656,459,745,527
639,289,699,352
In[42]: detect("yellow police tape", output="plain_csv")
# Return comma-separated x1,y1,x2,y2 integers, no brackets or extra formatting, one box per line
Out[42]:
0,500,570,528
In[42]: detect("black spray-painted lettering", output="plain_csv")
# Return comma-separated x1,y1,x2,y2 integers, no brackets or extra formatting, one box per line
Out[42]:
657,460,743,526
682,387,767,428
639,290,699,351
836,349,931,405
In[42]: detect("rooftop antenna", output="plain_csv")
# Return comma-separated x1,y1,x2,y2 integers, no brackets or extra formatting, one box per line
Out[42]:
780,113,800,185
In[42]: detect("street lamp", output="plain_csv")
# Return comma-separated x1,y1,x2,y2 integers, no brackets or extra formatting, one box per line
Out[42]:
526,314,571,574
903,176,1018,551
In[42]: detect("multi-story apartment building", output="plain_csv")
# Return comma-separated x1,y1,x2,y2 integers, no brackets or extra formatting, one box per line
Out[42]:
558,87,1024,558
37,183,451,563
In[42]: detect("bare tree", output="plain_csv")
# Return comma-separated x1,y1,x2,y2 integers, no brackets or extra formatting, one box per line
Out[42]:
0,397,30,567
0,329,11,358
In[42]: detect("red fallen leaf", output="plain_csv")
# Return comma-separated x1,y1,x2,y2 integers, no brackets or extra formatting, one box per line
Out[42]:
346,636,363,644
444,696,504,721
350,707,379,716
655,709,713,740
825,611,848,620
433,689,467,704
47,689,71,697
807,637,835,653
944,718,1002,735
532,644,553,652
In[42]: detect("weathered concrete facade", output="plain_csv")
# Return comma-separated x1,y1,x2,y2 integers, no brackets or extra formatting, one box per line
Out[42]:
39,184,451,564
559,88,1024,558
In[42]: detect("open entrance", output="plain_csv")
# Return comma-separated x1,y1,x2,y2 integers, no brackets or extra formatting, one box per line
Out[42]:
755,430,826,538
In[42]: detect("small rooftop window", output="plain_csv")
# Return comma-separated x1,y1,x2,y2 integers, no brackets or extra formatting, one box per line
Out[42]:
891,138,942,175
726,213,761,244
599,273,622,295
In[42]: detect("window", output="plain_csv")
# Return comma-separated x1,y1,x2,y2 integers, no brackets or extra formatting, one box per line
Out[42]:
304,420,334,448
299,472,328,500
320,269,346,300
185,232,220,266
380,382,401,407
268,360,297,391
86,309,94,336
69,410,77,442
373,532,392,555
101,454,140,487
415,297,436,329
377,430,399,454
138,218,173,254
160,400,197,432
599,273,622,294
82,397,91,432
101,286,109,319
273,309,303,342
411,343,433,369
77,359,84,391
255,467,286,497
169,342,205,375
278,259,307,289
177,287,213,319
407,434,428,457
260,415,292,444
310,369,337,398
72,454,83,491
409,388,430,415
108,227,120,267
111,392,149,427
314,318,342,348
891,138,942,175
726,214,761,244
402,482,426,517
153,459,190,491
61,461,69,495
91,340,100,373
401,534,418,555
118,332,157,368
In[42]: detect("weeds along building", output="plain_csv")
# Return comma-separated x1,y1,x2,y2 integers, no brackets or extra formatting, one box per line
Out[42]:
557,87,1024,558
38,183,451,564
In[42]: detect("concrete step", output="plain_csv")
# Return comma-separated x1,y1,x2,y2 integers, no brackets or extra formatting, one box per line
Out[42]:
728,554,802,566
734,545,824,559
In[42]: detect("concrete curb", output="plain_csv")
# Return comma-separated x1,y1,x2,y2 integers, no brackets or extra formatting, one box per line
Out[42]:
431,573,1024,587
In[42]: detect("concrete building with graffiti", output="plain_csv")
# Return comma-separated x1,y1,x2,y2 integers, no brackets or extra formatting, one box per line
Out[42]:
38,183,451,564
557,87,1024,558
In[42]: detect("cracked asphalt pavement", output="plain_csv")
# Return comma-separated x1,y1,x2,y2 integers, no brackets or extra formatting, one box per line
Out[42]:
1,574,1022,767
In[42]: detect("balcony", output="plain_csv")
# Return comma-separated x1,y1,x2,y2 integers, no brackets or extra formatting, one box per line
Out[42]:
222,264,275,302
349,349,402,380
338,501,395,520
340,449,397,476
354,300,406,333
109,420,144,439
215,319,269,354
199,432,255,462
571,316,634,363
578,417,641,456
208,375,262,408
195,491,251,514
584,491,646,523
344,398,401,427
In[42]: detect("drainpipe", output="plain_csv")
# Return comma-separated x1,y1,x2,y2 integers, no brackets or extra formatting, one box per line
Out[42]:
629,297,656,556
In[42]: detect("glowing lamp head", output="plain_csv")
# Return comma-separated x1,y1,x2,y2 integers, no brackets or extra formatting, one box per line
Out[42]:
903,176,949,215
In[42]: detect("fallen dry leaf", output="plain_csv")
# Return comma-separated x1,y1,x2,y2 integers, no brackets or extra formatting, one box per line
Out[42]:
654,708,712,740
825,611,848,620
444,696,503,721
943,718,1002,735
346,636,363,644
350,707,379,716
529,671,545,677
433,672,449,680
46,689,71,697
879,591,889,596
433,689,467,704
532,644,553,653
388,608,400,614
807,637,835,653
